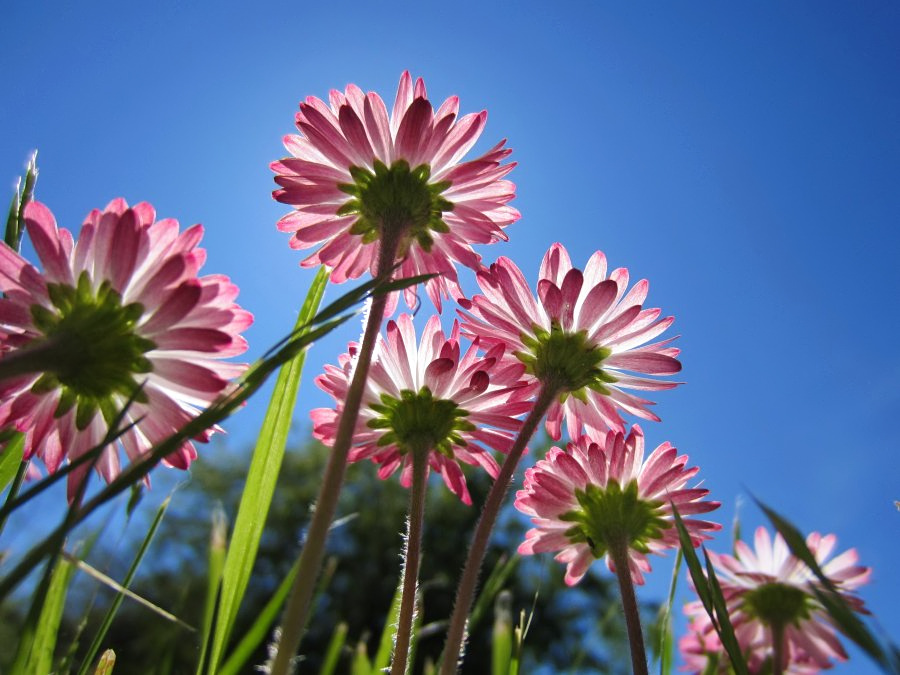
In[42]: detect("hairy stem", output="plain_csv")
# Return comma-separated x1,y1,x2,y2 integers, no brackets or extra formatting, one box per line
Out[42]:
439,384,558,674
391,447,429,675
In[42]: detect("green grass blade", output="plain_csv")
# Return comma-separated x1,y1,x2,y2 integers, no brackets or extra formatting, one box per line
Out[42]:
195,504,228,675
492,590,513,675
77,495,173,675
671,503,748,675
11,556,75,675
373,578,404,672
217,556,301,675
756,497,900,674
657,550,682,675
0,432,24,492
319,623,349,675
469,554,519,632
701,548,749,675
93,649,116,674
206,266,329,674
351,639,372,675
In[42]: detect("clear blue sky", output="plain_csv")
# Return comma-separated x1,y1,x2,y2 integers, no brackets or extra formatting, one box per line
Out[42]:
2,2,898,671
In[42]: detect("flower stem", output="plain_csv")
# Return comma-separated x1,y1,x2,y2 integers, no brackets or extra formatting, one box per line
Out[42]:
439,384,558,675
391,446,429,675
771,621,785,675
270,234,400,675
609,538,648,675
0,336,64,383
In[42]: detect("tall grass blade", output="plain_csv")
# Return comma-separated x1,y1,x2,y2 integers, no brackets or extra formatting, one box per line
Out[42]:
206,266,329,674
319,623,349,675
93,649,116,675
10,556,74,675
195,504,228,675
657,550,682,675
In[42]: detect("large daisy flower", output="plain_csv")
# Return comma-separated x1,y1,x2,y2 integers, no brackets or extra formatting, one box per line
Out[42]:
460,242,681,439
682,527,871,673
0,199,252,499
272,71,519,312
310,314,534,504
515,425,719,586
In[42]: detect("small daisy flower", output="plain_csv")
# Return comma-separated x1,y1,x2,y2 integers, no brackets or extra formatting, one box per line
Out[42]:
460,242,681,439
515,425,719,586
311,314,534,504
683,527,871,673
0,200,252,499
272,71,519,312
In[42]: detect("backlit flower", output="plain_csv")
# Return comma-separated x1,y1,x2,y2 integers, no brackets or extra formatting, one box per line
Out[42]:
681,527,871,673
0,200,252,499
272,71,518,312
460,243,681,439
515,425,719,585
311,314,534,504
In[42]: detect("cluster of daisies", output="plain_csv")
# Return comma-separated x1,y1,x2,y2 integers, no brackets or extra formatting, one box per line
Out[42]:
0,72,872,674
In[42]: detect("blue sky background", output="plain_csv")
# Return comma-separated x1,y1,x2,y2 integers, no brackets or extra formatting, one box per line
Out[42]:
2,2,898,671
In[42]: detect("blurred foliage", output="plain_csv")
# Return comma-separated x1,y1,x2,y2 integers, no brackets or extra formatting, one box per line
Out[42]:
1,436,661,674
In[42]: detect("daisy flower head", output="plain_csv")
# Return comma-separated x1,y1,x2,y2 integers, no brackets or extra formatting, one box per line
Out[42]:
310,314,535,504
0,200,252,500
272,71,519,312
515,424,719,586
460,242,682,440
687,527,872,673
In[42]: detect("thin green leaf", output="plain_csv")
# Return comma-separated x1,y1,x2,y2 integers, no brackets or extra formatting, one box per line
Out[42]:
756,497,900,674
217,556,304,675
671,504,748,675
702,548,749,675
492,590,513,675
0,432,24,492
206,266,329,674
319,623,349,675
469,554,519,632
195,504,228,675
77,495,174,675
11,556,74,675
373,578,405,672
351,639,373,675
658,550,682,675
93,649,116,675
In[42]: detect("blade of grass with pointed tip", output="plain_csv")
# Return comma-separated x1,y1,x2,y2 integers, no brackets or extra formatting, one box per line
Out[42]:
351,639,372,675
492,592,513,675
373,578,405,672
701,548,749,675
671,504,748,675
319,623,349,675
77,495,173,675
93,649,115,675
11,556,74,675
658,550,682,675
755,497,900,674
195,504,228,675
206,266,329,674
0,432,24,492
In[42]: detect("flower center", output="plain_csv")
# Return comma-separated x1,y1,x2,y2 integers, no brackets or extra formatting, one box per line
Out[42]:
338,159,453,256
516,322,614,396
29,271,155,429
560,480,668,559
742,582,811,627
367,386,474,457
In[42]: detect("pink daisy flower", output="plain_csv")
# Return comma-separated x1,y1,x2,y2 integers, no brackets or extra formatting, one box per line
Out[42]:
311,314,534,504
0,199,252,499
272,71,519,312
682,527,871,673
515,425,719,586
460,242,681,439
